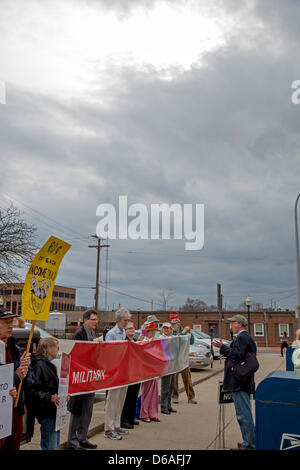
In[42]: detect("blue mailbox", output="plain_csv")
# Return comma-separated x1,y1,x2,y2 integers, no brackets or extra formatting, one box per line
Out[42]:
286,346,295,371
255,371,300,450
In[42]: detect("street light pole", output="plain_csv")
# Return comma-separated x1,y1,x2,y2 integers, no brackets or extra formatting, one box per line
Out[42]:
245,296,252,334
137,306,141,329
294,193,300,328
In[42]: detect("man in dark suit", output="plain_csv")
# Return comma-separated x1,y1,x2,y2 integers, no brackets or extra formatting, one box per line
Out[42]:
67,309,102,450
213,314,257,450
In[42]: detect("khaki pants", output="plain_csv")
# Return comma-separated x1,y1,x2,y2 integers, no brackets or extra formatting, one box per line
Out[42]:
105,387,128,432
172,368,195,400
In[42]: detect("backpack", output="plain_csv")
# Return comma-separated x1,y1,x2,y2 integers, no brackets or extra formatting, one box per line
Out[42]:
231,351,259,380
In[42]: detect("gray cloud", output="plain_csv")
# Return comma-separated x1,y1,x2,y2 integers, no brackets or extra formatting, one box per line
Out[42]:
0,0,300,311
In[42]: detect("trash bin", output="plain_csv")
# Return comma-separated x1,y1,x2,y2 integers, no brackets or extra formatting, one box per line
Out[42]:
255,371,300,450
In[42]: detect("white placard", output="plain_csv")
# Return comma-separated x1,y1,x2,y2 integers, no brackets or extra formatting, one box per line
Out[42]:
55,353,71,432
0,341,5,365
0,363,14,439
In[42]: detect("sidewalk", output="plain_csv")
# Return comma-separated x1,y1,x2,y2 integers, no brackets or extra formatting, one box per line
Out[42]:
22,352,286,450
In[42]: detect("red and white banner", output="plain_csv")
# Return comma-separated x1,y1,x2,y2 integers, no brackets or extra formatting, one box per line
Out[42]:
58,336,190,396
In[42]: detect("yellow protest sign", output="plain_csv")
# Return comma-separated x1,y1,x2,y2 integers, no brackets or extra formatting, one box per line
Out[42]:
22,236,71,321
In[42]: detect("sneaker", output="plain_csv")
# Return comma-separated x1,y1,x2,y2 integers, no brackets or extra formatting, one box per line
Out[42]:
189,398,198,404
172,398,179,404
104,431,122,440
115,427,129,435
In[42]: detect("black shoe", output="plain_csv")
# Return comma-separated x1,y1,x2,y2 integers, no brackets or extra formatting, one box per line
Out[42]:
161,410,171,415
132,420,140,425
79,441,98,449
66,445,84,451
121,422,134,429
168,408,177,413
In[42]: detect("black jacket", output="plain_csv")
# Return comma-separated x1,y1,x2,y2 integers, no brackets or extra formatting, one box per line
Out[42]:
67,325,94,415
220,331,257,394
6,337,34,416
30,354,59,419
72,325,90,341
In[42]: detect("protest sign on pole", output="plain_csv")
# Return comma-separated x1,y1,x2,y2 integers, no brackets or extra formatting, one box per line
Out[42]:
0,363,14,439
15,236,71,407
22,236,71,322
55,352,71,432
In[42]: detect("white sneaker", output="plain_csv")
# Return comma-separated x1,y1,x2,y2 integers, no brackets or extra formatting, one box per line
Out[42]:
190,398,198,404
172,398,179,404
105,431,122,440
115,427,129,435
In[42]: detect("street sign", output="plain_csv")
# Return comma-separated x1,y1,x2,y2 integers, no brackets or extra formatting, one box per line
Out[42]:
218,381,234,404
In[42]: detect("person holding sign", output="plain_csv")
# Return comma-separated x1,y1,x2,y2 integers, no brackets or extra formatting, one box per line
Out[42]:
30,337,62,450
0,307,32,450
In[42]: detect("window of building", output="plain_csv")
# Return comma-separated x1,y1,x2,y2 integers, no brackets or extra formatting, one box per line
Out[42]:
193,324,202,331
12,301,17,313
18,302,22,315
70,294,75,299
53,291,58,297
65,293,70,298
254,323,264,337
13,289,22,295
6,301,10,309
279,324,289,337
59,292,64,298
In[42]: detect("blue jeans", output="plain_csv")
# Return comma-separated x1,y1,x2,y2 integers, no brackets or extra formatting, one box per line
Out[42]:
37,417,60,450
232,391,256,449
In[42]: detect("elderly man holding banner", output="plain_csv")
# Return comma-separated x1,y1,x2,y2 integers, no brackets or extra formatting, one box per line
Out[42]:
104,308,132,440
171,317,197,404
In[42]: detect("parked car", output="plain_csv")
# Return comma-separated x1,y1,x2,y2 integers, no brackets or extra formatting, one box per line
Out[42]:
189,343,213,369
25,322,53,338
191,329,231,359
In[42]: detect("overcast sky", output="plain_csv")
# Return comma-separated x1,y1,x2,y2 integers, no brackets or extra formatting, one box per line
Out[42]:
0,0,300,312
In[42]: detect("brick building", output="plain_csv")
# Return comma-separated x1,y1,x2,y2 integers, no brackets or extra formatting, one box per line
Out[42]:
0,282,76,315
129,309,299,348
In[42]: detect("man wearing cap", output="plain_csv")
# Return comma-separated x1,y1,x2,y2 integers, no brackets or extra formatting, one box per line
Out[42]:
0,307,32,450
213,314,257,450
159,323,177,415
171,318,197,404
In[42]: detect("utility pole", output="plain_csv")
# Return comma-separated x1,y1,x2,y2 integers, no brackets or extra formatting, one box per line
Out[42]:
89,235,110,311
217,283,222,338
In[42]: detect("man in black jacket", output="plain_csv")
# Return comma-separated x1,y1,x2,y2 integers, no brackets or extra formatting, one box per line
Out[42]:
213,315,257,450
67,309,102,450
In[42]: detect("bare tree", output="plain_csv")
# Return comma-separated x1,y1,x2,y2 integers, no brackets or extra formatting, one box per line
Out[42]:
157,289,175,311
0,205,37,283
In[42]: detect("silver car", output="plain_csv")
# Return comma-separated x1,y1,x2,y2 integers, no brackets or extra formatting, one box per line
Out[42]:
191,329,231,359
189,343,213,369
